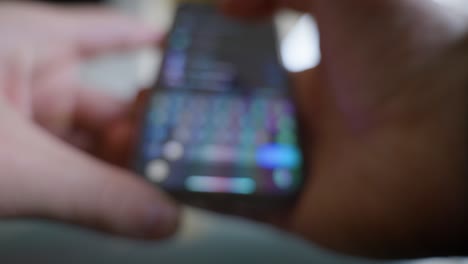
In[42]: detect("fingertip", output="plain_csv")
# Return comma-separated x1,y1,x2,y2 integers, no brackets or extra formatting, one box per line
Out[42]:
119,179,181,240
111,17,162,49
70,8,162,55
78,26,161,56
142,201,181,239
85,168,180,240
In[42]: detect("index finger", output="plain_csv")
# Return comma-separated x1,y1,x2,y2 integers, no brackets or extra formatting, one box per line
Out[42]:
60,6,161,56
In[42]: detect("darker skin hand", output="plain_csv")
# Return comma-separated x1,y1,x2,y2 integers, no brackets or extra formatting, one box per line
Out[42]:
220,0,468,259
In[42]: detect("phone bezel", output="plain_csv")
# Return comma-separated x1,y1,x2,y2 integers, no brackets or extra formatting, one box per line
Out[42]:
132,2,310,212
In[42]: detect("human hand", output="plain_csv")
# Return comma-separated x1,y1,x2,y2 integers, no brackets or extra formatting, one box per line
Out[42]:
0,2,179,239
223,0,468,259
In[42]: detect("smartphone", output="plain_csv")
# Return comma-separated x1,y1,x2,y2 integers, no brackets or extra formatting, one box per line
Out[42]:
134,3,305,212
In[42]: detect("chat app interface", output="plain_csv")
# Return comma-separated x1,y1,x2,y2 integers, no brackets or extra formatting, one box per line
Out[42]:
141,4,302,196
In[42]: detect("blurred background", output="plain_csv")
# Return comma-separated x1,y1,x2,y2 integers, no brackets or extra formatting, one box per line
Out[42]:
0,0,466,263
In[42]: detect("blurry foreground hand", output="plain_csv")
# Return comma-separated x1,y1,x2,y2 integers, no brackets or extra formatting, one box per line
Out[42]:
0,2,178,239
223,0,468,259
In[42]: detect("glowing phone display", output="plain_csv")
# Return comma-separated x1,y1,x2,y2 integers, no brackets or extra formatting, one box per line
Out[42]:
135,4,303,200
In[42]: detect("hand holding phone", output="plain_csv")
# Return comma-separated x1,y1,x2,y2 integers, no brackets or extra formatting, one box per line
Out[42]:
221,0,468,259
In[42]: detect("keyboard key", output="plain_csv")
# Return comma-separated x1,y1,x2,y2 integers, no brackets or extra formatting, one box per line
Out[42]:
174,126,192,142
256,144,301,169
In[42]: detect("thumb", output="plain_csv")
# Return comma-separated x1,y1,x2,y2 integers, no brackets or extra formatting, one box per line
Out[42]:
290,67,325,131
0,109,179,239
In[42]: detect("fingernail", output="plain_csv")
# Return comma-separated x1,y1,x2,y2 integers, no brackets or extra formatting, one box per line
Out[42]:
144,204,179,239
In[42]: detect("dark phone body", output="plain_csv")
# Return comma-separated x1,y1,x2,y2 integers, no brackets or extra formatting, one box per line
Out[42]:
134,3,307,213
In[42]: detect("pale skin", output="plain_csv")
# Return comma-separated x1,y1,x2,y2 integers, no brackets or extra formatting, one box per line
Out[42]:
1,0,468,260
0,2,179,240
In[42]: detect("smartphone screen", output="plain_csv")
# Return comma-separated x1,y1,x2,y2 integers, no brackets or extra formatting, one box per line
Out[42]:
135,4,304,206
